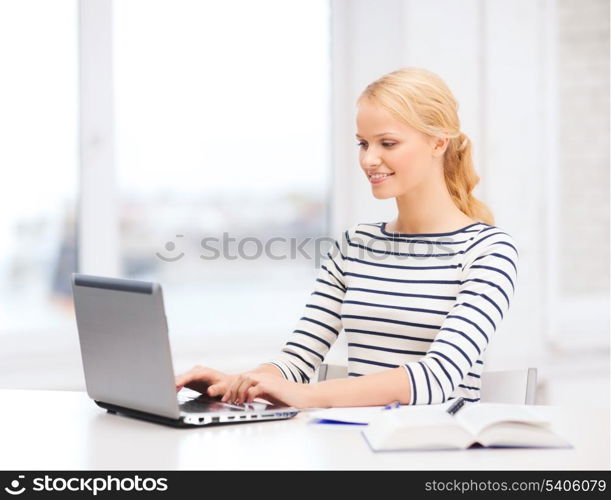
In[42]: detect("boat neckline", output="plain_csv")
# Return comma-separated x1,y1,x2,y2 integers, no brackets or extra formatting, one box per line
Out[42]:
379,221,484,237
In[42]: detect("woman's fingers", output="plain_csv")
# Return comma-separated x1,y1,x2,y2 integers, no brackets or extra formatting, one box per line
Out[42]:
222,375,247,403
175,365,206,387
245,385,260,404
221,374,257,404
245,382,286,406
207,381,228,398
218,371,293,406
234,377,257,405
220,376,238,402
174,365,224,394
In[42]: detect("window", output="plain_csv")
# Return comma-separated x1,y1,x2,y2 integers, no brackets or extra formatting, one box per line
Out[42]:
0,0,78,335
113,0,331,354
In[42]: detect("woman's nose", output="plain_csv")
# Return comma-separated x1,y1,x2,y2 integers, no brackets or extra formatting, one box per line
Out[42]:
362,144,383,161
363,151,381,168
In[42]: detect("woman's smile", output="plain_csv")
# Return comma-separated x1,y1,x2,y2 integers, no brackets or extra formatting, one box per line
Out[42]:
368,172,395,184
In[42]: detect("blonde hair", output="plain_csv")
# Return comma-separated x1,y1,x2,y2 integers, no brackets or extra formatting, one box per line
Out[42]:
358,67,494,225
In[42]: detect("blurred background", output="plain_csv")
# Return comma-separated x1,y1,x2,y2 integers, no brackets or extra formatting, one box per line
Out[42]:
0,0,608,406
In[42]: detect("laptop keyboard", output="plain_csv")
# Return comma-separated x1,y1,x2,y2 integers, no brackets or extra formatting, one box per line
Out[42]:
179,395,258,413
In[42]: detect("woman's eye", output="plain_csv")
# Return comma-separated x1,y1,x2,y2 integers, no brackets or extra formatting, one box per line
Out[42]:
356,141,395,148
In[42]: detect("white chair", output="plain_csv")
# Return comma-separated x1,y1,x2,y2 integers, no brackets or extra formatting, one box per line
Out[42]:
480,368,538,405
316,364,538,404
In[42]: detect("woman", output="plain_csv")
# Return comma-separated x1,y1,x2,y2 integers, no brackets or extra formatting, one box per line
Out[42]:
175,67,518,409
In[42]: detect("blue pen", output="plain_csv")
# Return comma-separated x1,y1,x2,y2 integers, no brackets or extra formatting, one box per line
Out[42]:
383,400,401,410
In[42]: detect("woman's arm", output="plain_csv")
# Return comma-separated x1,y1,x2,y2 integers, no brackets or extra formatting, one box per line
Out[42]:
178,232,348,399
221,366,411,408
251,363,285,378
252,233,349,384
307,366,412,408
402,230,519,405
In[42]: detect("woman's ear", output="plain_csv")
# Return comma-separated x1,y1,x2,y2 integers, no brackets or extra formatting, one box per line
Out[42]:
431,136,449,157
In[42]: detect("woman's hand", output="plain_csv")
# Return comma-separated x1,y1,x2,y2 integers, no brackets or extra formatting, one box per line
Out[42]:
222,372,315,409
174,365,234,396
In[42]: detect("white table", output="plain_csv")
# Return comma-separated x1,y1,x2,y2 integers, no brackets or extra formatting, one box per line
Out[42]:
0,389,608,470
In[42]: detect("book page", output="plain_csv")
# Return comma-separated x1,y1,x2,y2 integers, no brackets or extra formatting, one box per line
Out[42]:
477,422,572,448
455,403,549,436
388,405,460,426
364,409,476,451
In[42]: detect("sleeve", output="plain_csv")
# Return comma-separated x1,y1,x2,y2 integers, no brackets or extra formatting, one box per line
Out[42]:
403,229,519,405
262,231,348,383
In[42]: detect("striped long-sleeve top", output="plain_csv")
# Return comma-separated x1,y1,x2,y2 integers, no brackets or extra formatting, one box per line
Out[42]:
264,221,519,405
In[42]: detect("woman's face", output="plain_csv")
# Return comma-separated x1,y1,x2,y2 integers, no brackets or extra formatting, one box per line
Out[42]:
356,97,441,199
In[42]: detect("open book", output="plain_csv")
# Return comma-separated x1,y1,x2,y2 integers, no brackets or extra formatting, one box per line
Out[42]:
362,402,571,451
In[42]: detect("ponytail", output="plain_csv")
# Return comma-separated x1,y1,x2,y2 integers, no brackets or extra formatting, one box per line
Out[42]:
444,132,494,225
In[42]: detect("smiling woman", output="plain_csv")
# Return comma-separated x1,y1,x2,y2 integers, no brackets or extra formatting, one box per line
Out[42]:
176,67,519,409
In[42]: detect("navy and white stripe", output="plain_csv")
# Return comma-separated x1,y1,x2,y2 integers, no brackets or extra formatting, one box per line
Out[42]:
264,221,519,405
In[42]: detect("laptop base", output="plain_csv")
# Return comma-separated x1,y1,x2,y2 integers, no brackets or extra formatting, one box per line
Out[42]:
95,400,195,428
95,400,297,428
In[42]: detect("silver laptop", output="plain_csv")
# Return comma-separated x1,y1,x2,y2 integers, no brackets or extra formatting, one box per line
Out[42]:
71,273,299,427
